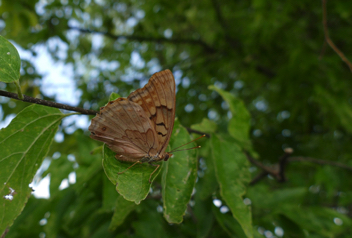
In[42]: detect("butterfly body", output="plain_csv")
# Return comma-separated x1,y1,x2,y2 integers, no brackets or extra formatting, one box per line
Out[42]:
88,70,176,168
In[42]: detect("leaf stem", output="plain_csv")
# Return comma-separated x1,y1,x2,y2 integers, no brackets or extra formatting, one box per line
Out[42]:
14,80,23,100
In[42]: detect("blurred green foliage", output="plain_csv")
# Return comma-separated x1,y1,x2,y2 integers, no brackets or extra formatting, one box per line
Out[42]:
0,0,352,237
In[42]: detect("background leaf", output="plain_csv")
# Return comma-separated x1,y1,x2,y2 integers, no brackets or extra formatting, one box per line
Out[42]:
108,195,136,231
209,86,251,148
211,134,252,238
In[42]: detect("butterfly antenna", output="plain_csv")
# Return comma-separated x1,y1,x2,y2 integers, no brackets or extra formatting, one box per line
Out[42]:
118,161,142,175
169,134,206,153
170,146,201,153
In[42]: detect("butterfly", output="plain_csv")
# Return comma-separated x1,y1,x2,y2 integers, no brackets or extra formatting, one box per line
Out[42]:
88,69,176,182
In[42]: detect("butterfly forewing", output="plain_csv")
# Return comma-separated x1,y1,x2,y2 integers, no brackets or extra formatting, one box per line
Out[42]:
88,69,176,163
128,70,176,157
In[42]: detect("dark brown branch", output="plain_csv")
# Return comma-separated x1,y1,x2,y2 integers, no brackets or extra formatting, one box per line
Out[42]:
249,171,269,186
0,90,98,115
322,0,352,72
289,156,352,172
1,228,9,238
244,151,277,175
67,26,216,53
255,65,276,78
210,0,240,50
278,148,294,182
247,147,352,185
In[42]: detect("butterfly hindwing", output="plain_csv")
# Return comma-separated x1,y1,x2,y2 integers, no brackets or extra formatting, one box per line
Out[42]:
88,98,159,161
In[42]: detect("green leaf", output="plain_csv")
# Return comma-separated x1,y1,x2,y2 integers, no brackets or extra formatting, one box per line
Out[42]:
209,86,251,148
0,35,21,83
102,175,118,212
132,201,172,238
102,144,161,204
191,118,217,134
162,119,198,224
109,92,120,101
109,195,136,231
211,134,252,238
0,104,64,235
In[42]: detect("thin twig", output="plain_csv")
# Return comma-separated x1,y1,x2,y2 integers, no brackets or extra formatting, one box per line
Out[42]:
289,156,352,172
247,147,352,185
278,148,294,182
0,90,98,115
68,26,216,53
244,151,277,175
249,171,269,186
210,0,240,49
322,0,352,72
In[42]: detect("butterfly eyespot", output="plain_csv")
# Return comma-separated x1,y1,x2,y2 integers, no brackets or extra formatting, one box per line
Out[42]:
102,127,107,131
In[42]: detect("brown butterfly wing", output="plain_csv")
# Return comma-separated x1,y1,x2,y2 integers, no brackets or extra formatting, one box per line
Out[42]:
88,98,160,162
128,69,176,157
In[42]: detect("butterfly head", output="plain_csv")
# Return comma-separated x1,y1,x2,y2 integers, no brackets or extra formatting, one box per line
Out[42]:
163,152,173,161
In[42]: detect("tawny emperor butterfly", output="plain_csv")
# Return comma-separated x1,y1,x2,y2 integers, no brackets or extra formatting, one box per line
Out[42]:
88,69,176,181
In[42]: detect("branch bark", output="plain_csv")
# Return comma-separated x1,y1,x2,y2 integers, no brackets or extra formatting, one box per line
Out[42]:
322,0,352,72
289,156,352,172
67,26,216,53
0,90,98,115
247,147,352,185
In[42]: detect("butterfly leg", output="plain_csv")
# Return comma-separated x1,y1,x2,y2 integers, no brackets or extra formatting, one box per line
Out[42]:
148,163,160,183
118,160,142,175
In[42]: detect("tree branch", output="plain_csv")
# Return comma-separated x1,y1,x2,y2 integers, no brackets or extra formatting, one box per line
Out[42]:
67,26,216,53
244,151,278,175
322,0,352,72
249,171,269,186
278,148,293,182
0,90,98,115
246,147,352,185
289,156,352,172
210,0,240,49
